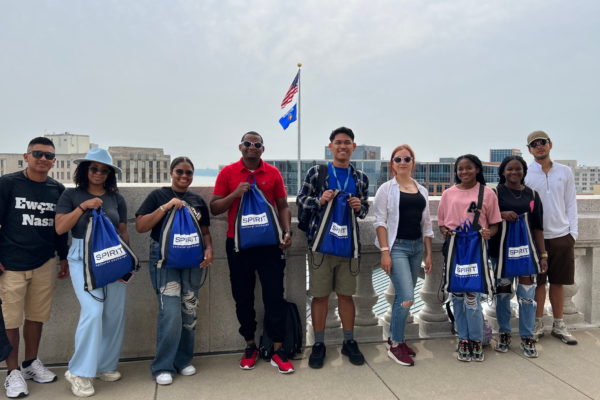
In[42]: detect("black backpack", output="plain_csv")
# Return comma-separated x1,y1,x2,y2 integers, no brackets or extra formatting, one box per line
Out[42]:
298,164,328,232
258,301,303,360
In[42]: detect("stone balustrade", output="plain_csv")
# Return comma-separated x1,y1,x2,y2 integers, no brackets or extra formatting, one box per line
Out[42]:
3,186,599,366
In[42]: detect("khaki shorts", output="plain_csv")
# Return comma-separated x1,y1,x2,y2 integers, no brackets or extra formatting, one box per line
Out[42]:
0,257,57,329
538,234,576,285
309,253,358,298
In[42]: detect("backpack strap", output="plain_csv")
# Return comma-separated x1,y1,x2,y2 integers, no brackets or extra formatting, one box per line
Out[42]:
316,163,328,196
472,183,485,231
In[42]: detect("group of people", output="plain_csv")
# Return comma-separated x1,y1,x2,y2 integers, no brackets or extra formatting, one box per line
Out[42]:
0,128,578,398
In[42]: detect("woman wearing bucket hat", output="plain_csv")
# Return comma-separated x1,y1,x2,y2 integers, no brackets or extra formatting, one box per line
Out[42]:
55,148,129,397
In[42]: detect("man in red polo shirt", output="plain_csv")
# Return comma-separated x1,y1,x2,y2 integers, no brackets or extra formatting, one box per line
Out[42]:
210,131,294,374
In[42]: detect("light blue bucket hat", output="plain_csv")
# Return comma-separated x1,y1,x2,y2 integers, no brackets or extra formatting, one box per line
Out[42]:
73,148,122,174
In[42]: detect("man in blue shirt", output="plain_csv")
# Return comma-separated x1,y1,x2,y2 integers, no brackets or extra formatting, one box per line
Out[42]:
297,127,369,369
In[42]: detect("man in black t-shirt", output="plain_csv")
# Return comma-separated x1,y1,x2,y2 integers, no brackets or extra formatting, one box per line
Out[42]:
0,137,69,398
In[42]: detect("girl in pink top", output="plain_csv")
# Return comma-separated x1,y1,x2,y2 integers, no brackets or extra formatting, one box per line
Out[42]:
438,154,502,363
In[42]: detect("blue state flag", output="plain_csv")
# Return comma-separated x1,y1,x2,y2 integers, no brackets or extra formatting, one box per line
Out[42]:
279,104,297,130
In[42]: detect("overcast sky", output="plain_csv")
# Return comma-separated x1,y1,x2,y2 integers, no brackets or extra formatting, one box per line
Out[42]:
1,0,599,168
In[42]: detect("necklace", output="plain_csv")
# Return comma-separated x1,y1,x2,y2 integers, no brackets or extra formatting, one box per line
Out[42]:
172,186,188,201
397,178,414,191
507,186,523,200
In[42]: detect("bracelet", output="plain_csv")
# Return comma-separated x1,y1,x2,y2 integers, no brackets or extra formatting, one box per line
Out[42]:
380,247,390,252
541,253,548,258
160,206,167,213
206,247,214,252
78,205,85,212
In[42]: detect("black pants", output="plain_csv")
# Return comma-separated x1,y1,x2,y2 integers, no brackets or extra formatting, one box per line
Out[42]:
225,238,287,343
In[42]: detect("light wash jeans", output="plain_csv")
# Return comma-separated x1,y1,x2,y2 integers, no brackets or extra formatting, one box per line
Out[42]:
452,291,483,342
491,258,537,339
388,238,423,343
68,239,127,378
149,241,203,378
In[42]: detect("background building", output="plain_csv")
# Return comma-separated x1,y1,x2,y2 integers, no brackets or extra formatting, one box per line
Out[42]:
325,144,381,161
109,147,171,184
490,148,522,163
556,160,600,193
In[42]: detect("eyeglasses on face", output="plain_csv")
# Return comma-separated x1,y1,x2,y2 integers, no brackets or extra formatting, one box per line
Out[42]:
174,169,194,176
529,139,549,148
89,166,111,175
393,156,414,163
240,141,263,149
27,151,56,160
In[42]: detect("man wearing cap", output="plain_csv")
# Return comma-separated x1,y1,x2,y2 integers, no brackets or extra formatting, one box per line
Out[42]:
524,130,578,345
0,137,69,398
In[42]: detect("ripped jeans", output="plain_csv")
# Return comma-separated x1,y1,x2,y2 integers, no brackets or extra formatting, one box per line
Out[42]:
388,238,423,343
149,241,203,378
452,292,483,342
491,258,536,339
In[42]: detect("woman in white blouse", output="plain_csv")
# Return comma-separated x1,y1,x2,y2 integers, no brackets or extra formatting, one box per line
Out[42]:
373,144,434,367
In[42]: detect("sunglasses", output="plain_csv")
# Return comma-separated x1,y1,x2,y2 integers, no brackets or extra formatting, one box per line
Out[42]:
393,156,414,163
90,166,111,175
27,151,56,160
240,141,263,149
529,139,549,148
174,169,194,176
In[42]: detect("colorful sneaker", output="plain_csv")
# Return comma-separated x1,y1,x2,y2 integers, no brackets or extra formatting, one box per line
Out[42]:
308,342,326,369
22,358,57,383
457,340,471,362
388,343,414,366
520,338,539,358
341,340,365,366
551,320,578,345
240,344,258,370
270,349,295,374
471,341,485,362
494,333,512,353
386,337,415,356
533,320,545,342
95,370,121,382
4,370,28,398
65,370,94,397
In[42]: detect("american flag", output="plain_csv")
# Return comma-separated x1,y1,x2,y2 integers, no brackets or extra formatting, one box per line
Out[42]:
281,72,299,109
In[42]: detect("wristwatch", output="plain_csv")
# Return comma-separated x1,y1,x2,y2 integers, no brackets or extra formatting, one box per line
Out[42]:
284,229,293,237
541,252,548,258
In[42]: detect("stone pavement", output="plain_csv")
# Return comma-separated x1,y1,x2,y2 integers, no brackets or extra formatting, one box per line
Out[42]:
14,329,600,400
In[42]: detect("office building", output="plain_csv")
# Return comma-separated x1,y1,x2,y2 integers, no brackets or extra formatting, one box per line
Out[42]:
490,149,522,163
556,160,600,193
325,144,381,161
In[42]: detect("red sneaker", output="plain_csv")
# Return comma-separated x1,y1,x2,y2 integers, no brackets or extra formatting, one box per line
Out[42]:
388,343,414,366
240,344,258,370
270,349,295,374
386,337,415,357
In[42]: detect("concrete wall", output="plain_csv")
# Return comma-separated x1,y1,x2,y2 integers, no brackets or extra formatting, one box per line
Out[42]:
4,187,600,366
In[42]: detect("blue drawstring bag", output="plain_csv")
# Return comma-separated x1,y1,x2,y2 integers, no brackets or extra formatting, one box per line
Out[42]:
156,202,204,269
234,175,283,251
442,219,494,295
496,213,541,279
83,208,140,295
311,190,359,259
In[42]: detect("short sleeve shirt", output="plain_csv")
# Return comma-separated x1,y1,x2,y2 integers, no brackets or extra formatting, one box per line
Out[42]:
327,163,357,195
213,158,287,238
438,183,502,230
135,187,210,242
56,189,127,239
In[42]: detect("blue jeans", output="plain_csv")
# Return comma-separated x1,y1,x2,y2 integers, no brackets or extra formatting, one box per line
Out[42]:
149,241,203,378
68,239,127,378
452,291,483,342
389,239,423,343
491,258,537,339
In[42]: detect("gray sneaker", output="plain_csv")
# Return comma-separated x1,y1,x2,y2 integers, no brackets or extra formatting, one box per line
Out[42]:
551,321,578,345
532,320,545,342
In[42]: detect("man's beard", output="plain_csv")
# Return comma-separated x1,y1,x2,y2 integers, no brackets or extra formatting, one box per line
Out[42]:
535,153,549,161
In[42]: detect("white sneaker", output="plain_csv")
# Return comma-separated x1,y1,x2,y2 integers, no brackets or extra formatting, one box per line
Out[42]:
95,370,121,382
22,358,57,383
552,320,578,345
65,370,94,397
179,365,196,376
532,320,545,342
156,373,173,385
4,370,28,398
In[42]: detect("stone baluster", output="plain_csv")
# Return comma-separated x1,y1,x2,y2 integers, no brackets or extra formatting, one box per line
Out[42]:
545,248,586,325
326,293,342,329
353,248,383,342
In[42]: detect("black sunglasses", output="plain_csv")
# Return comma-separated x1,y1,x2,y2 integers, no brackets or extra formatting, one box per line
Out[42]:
27,151,56,160
393,156,414,163
240,141,263,149
529,139,549,148
174,169,194,176
90,166,111,175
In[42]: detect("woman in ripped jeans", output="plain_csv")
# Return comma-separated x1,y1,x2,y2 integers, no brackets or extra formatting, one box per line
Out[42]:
373,144,434,367
438,155,502,362
488,156,548,358
135,157,213,385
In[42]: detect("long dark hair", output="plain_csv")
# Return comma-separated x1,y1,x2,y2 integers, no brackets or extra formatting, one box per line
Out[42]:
73,162,119,193
454,154,486,185
498,155,528,185
170,156,195,172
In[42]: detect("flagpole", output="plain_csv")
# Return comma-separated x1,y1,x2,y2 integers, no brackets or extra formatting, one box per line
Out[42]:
297,62,302,194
